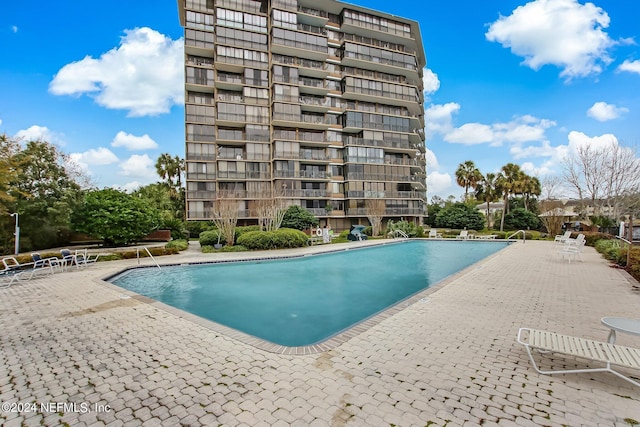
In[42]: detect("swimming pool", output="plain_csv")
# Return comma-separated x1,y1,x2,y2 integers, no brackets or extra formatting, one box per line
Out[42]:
109,240,508,347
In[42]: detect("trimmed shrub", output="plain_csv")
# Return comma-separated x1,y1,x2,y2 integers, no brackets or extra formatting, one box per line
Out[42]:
281,205,319,230
235,225,261,238
434,203,485,230
165,239,189,251
199,230,225,246
503,208,540,230
581,231,613,247
236,228,308,250
202,244,248,253
185,221,212,238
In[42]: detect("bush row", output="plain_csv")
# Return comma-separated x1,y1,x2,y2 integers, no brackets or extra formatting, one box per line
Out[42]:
236,228,308,250
199,226,262,246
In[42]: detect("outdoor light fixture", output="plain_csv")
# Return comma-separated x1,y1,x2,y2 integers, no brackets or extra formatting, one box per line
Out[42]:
10,212,19,255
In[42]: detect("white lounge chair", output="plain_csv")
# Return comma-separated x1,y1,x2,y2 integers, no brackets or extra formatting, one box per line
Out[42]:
554,230,572,245
517,328,640,388
60,248,101,268
2,256,54,281
558,237,586,262
456,230,470,240
428,229,442,238
31,253,64,274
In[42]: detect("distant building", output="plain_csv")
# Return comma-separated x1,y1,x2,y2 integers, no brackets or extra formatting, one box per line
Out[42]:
176,0,427,229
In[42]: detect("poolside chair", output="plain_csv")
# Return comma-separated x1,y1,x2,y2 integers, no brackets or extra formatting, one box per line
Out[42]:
554,230,572,245
74,249,102,266
1,263,25,287
60,249,84,269
60,248,102,268
517,327,640,388
31,253,63,273
558,237,586,262
2,256,54,281
456,230,469,240
428,229,442,238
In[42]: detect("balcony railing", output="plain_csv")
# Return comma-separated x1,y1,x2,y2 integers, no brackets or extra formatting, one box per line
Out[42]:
346,172,416,181
345,190,424,199
283,189,327,198
274,170,329,179
272,37,328,54
347,208,423,216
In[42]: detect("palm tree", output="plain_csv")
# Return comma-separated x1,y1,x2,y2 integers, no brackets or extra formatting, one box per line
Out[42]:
521,174,541,211
497,163,523,231
475,172,499,229
155,153,175,185
455,160,482,201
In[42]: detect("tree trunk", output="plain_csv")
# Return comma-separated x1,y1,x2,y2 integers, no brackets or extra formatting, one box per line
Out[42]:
500,196,507,231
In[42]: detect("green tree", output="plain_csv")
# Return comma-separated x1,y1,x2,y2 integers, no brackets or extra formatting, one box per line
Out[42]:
71,188,160,246
10,140,84,251
434,202,485,230
475,172,500,229
155,153,185,220
503,208,541,230
496,163,523,231
520,174,541,211
280,205,319,230
0,134,20,216
455,160,482,201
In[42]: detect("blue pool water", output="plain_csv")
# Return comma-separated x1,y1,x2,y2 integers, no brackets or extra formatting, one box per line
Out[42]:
110,240,508,346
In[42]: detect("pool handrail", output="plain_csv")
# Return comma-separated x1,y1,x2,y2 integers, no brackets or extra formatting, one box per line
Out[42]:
507,230,526,243
137,246,161,270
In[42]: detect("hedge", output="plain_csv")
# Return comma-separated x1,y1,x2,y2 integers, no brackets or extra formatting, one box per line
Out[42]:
236,228,308,250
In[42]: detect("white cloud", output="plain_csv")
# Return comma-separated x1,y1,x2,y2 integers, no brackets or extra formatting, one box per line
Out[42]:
587,101,628,121
510,140,565,160
424,102,460,139
424,148,439,170
11,25,18,33
14,125,64,146
427,171,453,198
70,147,119,172
444,123,494,145
119,154,156,179
422,68,440,95
80,147,119,165
567,130,619,152
116,181,144,193
618,59,640,74
442,115,556,147
111,131,158,150
485,0,618,80
49,27,184,117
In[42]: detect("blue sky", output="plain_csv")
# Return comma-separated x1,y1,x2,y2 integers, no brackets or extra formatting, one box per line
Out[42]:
1,0,639,199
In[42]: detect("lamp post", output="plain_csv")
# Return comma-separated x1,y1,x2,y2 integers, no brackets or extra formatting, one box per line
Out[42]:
10,212,19,255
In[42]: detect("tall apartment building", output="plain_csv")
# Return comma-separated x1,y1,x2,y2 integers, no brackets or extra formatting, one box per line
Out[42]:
177,0,426,230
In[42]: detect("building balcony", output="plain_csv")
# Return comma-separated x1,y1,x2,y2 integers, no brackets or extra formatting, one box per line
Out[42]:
346,207,423,216
217,171,271,180
271,37,329,61
186,190,217,200
345,190,425,199
283,189,328,198
186,172,217,180
346,172,417,182
274,170,329,179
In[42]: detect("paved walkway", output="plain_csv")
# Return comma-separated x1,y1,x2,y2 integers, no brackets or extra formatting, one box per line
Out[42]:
1,240,639,426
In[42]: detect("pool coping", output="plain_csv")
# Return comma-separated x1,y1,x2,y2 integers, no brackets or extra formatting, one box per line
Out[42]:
97,238,516,355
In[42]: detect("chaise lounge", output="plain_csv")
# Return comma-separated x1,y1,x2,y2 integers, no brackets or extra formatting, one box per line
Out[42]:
517,327,640,388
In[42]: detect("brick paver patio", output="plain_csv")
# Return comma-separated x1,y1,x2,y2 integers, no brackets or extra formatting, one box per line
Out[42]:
1,240,639,426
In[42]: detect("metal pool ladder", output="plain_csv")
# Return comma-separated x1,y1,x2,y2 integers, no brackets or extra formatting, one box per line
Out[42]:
136,246,162,270
507,230,526,243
